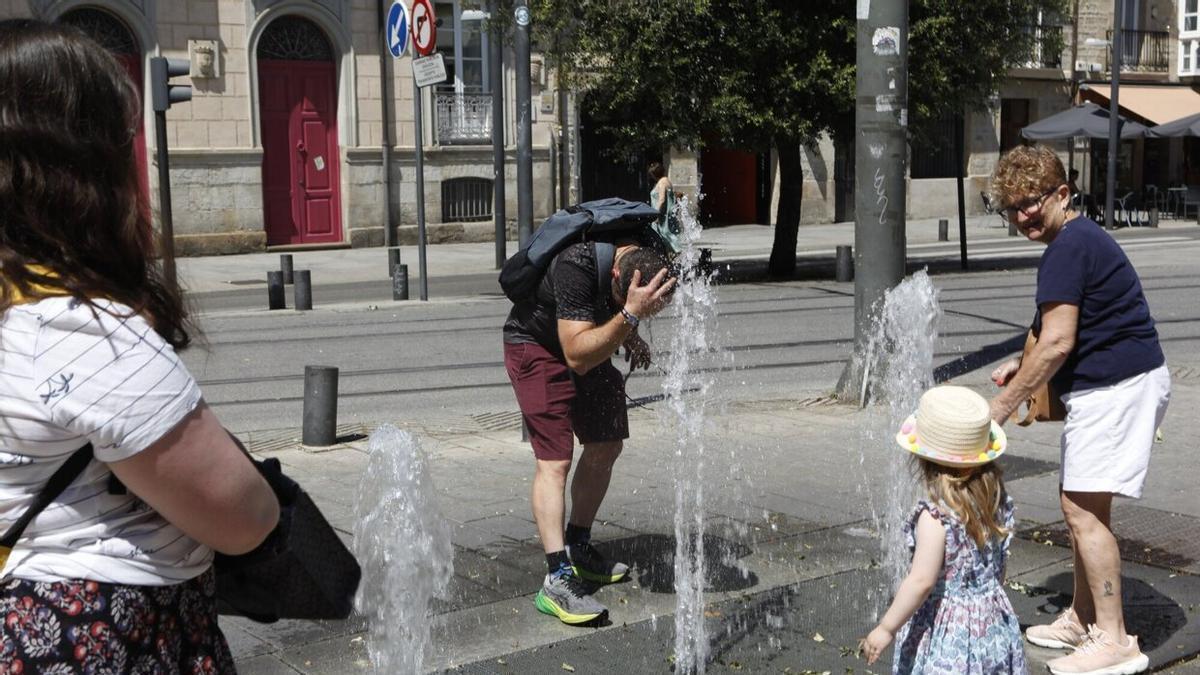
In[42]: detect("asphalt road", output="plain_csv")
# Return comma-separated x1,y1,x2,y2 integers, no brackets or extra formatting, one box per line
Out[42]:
181,228,1200,435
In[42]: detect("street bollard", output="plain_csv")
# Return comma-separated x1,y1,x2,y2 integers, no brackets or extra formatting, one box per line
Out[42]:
392,264,409,301
938,218,949,242
387,247,401,278
279,254,294,284
294,269,312,310
302,365,338,447
267,271,285,310
1008,221,1019,237
835,245,853,282
1150,207,1159,228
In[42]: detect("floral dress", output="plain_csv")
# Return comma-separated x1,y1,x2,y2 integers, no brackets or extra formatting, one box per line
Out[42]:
892,497,1028,675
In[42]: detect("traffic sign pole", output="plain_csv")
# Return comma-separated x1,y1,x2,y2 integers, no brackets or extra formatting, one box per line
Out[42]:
410,0,436,301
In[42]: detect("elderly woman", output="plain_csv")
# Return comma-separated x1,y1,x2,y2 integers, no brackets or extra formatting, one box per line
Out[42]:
988,146,1169,675
0,20,278,672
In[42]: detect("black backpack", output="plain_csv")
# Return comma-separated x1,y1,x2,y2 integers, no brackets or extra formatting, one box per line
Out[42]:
498,197,663,304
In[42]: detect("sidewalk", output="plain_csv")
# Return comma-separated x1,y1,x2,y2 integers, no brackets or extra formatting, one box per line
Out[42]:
224,378,1200,674
179,216,1021,295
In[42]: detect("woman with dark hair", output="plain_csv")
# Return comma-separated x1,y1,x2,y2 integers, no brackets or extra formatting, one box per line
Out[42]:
0,20,278,672
988,145,1168,675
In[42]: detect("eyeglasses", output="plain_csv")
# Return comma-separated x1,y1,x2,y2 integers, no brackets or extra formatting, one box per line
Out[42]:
1000,187,1060,223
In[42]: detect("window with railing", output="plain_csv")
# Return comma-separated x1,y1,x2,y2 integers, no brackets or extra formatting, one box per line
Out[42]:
433,1,492,145
1018,23,1064,68
1106,29,1170,72
441,177,493,222
1182,0,1200,75
435,91,493,144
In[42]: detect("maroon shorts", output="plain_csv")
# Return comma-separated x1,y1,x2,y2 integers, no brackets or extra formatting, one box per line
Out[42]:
504,341,629,461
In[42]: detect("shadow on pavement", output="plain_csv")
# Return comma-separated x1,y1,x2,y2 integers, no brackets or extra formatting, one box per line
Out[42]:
602,533,759,594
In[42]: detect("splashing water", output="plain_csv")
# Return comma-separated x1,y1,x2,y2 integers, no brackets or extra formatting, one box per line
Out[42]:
661,195,720,674
353,425,453,674
857,271,941,600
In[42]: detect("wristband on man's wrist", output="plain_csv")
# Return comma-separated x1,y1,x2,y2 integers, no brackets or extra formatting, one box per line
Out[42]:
620,308,640,328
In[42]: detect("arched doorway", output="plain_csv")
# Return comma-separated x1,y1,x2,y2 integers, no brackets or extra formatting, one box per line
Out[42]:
59,7,148,199
256,16,343,246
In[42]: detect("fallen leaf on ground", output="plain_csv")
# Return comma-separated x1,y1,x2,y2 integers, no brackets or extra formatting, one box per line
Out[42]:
561,663,575,672
813,632,826,643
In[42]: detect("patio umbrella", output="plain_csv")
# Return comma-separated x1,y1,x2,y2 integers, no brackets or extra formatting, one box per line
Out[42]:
1021,102,1148,140
1147,111,1200,138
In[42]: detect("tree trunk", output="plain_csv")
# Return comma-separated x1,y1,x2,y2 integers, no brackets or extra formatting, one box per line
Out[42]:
768,137,803,278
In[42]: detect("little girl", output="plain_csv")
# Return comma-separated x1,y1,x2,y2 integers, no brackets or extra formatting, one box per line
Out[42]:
861,385,1028,674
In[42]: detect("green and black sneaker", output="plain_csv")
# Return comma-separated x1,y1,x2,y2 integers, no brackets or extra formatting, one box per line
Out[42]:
534,569,607,625
567,541,629,584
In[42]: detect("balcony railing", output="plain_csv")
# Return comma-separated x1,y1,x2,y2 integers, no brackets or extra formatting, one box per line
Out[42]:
1018,24,1064,69
1106,29,1170,72
434,91,492,145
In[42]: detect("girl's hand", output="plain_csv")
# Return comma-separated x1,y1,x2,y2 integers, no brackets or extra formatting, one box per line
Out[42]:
860,625,894,665
991,358,1021,386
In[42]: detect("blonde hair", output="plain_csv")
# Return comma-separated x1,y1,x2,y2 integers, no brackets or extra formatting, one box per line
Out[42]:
990,145,1066,210
917,459,1009,549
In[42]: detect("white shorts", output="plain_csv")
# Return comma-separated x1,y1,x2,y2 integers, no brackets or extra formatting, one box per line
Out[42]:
1059,365,1170,498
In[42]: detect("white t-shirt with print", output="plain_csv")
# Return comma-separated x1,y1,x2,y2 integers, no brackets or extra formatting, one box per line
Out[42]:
0,296,211,585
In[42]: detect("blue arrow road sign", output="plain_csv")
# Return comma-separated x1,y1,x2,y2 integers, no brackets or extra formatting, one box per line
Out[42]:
386,1,410,58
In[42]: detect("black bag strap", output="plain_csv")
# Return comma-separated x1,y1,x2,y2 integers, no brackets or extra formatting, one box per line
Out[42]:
0,443,93,550
594,241,615,302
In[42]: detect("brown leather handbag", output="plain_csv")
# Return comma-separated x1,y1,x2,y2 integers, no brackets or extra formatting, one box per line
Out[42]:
1015,331,1067,426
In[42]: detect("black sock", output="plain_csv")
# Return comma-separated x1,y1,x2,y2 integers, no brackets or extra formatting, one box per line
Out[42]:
546,550,571,576
565,524,591,546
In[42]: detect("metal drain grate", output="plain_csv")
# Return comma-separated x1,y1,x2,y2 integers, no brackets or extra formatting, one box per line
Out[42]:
469,410,524,432
1020,504,1200,574
240,422,372,453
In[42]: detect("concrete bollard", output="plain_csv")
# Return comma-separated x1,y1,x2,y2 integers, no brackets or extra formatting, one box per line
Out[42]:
835,245,853,282
938,218,949,242
294,269,312,310
387,247,402,278
392,264,409,301
1008,221,1019,237
267,271,286,310
1150,207,1159,228
302,365,338,447
279,254,294,284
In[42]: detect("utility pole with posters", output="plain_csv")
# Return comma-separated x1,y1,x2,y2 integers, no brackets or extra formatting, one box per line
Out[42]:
838,0,909,399
514,0,533,246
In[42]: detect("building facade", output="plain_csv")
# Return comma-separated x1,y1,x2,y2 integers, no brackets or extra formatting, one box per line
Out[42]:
2,0,576,254
767,0,1198,225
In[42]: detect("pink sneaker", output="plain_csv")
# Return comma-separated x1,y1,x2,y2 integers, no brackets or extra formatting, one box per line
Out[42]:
1046,625,1149,675
1026,609,1087,650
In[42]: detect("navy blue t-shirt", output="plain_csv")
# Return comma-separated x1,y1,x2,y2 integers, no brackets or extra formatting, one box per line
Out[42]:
1034,217,1164,394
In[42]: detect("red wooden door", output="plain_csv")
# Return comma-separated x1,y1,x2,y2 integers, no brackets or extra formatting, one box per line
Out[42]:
259,60,342,245
114,54,149,203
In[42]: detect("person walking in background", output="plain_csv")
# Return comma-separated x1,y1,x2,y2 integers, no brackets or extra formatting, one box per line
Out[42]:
861,386,1026,674
0,20,278,672
989,145,1168,675
648,161,682,254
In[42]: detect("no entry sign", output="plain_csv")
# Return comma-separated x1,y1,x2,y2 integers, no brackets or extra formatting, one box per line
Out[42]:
410,0,437,57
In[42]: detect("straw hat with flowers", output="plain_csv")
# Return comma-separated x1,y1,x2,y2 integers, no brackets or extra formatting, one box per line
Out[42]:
896,386,1007,467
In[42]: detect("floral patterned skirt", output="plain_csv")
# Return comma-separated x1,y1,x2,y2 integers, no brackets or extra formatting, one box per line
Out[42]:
0,568,235,674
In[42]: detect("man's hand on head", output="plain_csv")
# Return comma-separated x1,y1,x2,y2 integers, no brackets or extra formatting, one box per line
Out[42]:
623,268,676,321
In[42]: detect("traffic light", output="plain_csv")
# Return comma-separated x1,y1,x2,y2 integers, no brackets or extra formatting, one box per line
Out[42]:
149,56,191,112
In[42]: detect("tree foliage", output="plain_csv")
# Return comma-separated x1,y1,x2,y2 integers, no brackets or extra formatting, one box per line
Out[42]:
487,0,1064,273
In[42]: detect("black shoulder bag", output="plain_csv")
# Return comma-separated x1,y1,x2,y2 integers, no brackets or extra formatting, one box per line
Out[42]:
2,440,360,624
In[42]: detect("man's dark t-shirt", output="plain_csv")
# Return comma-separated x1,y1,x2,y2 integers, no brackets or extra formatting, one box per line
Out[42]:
503,242,618,357
1033,217,1164,394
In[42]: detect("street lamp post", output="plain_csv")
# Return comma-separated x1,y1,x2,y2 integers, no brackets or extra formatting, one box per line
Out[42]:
1103,1,1124,229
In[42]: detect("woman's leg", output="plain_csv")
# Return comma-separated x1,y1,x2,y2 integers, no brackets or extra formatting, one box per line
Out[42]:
1061,490,1125,639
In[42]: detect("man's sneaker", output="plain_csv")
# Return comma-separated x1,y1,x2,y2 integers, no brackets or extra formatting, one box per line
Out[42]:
567,541,629,584
534,572,607,625
1027,609,1088,649
1046,625,1149,675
